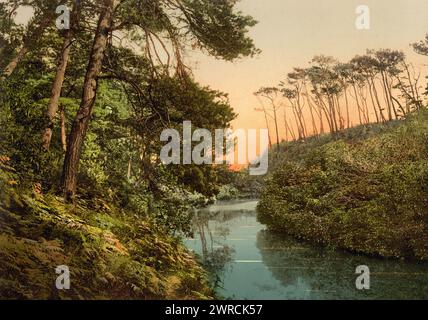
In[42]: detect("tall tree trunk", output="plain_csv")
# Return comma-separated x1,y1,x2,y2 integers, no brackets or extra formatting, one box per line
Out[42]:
2,11,53,77
299,108,307,138
318,96,332,133
290,102,302,140
60,104,67,152
404,63,417,106
308,103,318,136
328,95,338,133
305,86,324,134
352,84,363,125
287,118,296,141
303,86,318,136
380,71,393,120
370,78,385,122
385,75,398,118
262,107,272,148
335,94,344,130
319,111,324,134
283,105,296,141
391,95,406,117
283,107,289,141
358,86,370,124
366,83,378,123
42,2,80,151
402,62,422,110
344,88,350,129
62,0,115,201
363,89,372,123
295,99,307,139
272,104,280,151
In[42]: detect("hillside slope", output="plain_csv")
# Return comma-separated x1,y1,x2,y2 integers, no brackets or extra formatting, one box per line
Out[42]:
0,157,213,299
258,110,428,260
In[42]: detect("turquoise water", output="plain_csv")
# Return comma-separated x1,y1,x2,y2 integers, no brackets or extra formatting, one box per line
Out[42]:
184,200,428,300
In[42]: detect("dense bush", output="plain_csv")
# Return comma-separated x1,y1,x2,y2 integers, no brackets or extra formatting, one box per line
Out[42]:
258,110,428,260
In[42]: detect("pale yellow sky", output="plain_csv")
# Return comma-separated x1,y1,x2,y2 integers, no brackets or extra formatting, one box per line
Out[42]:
187,0,428,135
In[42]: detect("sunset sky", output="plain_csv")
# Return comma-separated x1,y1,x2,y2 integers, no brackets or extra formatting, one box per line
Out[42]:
11,0,428,141
188,0,428,138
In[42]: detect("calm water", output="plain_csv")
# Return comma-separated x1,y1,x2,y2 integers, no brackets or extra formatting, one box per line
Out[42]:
184,200,428,300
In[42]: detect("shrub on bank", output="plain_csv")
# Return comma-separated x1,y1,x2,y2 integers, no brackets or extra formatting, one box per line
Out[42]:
258,110,428,260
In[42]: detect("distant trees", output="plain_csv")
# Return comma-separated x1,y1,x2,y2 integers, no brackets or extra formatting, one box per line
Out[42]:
281,68,310,139
254,87,281,151
259,48,426,143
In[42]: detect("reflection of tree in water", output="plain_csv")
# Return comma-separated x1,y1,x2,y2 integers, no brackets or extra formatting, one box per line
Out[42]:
192,211,236,289
256,230,428,299
198,208,255,224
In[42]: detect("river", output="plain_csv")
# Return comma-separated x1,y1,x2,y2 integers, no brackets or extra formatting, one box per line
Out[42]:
184,200,428,300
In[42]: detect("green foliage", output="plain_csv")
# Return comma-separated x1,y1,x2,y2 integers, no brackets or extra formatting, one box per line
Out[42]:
413,34,428,57
216,184,239,201
258,109,428,260
216,169,264,200
180,0,260,60
0,73,64,186
0,160,213,299
0,2,23,69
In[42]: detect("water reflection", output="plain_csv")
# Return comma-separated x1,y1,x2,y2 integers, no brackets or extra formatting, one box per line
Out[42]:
257,231,428,299
184,200,428,300
190,208,236,289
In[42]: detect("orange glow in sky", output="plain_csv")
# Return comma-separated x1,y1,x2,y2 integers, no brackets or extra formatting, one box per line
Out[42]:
188,0,428,140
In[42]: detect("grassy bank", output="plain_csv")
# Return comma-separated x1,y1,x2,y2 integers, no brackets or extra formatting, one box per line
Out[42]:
258,110,428,260
0,158,213,300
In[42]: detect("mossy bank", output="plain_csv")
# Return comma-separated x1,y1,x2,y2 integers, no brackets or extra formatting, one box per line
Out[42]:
0,158,213,299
